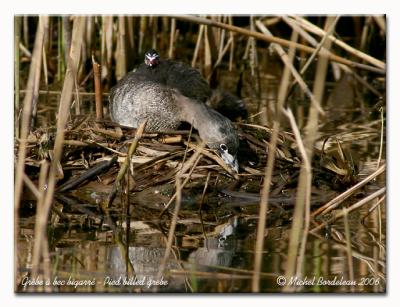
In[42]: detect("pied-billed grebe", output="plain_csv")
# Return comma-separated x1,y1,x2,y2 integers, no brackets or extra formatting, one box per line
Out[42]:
109,49,240,172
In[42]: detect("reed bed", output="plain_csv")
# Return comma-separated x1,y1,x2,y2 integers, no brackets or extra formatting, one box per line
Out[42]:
14,15,386,293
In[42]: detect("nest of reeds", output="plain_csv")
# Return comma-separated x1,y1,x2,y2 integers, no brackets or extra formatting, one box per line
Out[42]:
18,111,358,233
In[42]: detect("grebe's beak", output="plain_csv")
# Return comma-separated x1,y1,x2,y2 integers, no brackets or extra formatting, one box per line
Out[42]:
220,150,239,173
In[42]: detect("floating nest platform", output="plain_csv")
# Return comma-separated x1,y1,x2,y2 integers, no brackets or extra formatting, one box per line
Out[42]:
18,113,357,236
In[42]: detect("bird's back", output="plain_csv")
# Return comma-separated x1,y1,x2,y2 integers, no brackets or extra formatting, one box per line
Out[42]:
109,72,181,131
135,59,212,103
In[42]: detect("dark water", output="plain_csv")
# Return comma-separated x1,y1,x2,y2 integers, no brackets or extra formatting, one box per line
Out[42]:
17,183,385,293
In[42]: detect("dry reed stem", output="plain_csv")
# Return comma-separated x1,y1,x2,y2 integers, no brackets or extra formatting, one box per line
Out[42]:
126,17,135,53
295,16,340,77
180,123,194,169
134,150,187,174
124,168,133,277
360,16,372,51
62,17,72,64
138,16,146,54
156,146,204,282
206,19,219,63
31,160,49,278
41,236,51,292
151,16,158,49
228,16,234,71
57,18,62,82
279,19,337,277
101,16,113,81
377,107,384,169
375,196,385,260
22,16,29,47
19,89,109,96
90,126,123,139
251,27,298,293
32,21,48,120
32,17,85,274
85,17,94,53
373,16,386,33
22,174,40,199
290,16,385,70
42,46,49,89
282,107,312,280
160,135,182,144
238,122,295,145
199,171,211,249
283,16,383,98
14,19,48,285
311,187,386,233
115,232,135,275
249,16,257,77
311,163,386,217
92,55,103,120
204,27,212,80
19,42,32,57
115,16,127,81
282,108,310,170
14,17,21,138
256,20,325,116
343,208,355,292
262,16,282,26
171,15,385,74
199,171,211,208
362,194,386,224
107,120,147,208
284,17,335,291
218,19,226,59
192,24,204,67
211,36,233,73
168,18,176,59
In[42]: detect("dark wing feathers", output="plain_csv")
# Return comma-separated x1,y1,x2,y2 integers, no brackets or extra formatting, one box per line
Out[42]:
135,59,212,103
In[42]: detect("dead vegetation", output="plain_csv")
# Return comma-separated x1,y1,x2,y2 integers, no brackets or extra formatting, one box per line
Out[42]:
15,15,386,293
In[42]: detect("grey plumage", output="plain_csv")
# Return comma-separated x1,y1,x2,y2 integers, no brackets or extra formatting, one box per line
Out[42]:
110,73,181,131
